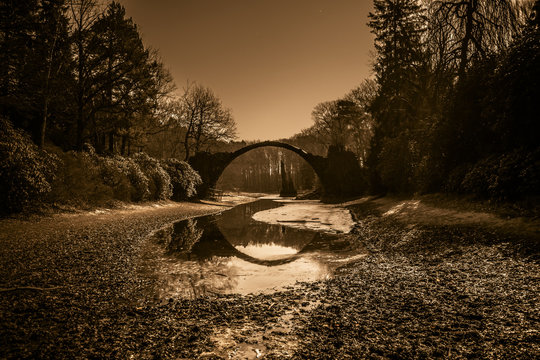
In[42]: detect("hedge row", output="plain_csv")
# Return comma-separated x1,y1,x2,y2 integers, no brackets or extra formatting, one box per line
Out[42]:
446,148,540,201
0,118,201,215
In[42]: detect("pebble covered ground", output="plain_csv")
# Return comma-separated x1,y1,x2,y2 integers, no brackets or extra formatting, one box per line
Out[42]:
0,197,538,359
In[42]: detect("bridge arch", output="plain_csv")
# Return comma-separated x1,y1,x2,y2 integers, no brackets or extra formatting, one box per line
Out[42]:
189,141,328,198
226,141,325,180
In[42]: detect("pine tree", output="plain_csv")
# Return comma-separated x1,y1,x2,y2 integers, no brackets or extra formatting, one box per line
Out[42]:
368,0,426,136
367,0,427,192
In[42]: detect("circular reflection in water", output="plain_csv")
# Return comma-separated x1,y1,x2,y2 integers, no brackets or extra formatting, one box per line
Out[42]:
142,199,364,299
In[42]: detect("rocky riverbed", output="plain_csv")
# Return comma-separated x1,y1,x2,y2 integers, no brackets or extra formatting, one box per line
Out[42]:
0,196,538,359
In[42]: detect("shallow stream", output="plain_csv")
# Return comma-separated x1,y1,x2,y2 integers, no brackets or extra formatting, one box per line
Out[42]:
142,199,366,299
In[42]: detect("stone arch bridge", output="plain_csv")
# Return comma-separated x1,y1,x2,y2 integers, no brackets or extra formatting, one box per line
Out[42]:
188,141,365,199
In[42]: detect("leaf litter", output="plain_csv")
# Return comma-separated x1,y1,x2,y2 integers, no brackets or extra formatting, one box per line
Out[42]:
0,197,538,359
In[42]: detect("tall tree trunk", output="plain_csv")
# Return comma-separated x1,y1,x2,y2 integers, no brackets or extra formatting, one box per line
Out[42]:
39,17,60,149
77,102,84,150
183,134,190,160
40,100,48,148
76,38,85,150
458,0,476,81
108,131,114,153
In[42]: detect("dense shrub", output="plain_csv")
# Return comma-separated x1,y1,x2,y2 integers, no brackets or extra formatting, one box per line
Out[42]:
48,148,114,206
83,147,151,202
161,158,202,201
112,156,150,201
0,121,197,214
377,135,412,193
445,163,472,194
49,147,161,205
0,118,58,214
412,154,444,194
459,148,540,201
96,156,134,201
132,152,172,200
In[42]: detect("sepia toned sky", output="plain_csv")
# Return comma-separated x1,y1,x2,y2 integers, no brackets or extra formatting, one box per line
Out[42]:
117,0,374,141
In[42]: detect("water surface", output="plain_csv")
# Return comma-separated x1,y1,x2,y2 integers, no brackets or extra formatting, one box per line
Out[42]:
143,199,365,299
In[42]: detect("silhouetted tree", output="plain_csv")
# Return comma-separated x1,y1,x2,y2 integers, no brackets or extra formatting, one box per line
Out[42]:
67,1,173,152
88,2,173,154
344,79,377,166
429,0,528,82
36,0,71,148
311,99,363,152
68,0,100,149
368,0,427,192
0,0,38,126
0,0,71,147
180,83,236,160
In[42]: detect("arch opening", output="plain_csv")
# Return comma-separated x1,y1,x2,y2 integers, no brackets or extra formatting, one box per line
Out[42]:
216,146,320,196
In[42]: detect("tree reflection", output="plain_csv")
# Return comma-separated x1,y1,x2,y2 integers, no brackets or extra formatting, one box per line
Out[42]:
152,218,203,258
148,200,348,299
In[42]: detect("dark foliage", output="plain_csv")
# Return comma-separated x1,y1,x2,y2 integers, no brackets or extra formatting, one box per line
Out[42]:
0,0,173,153
0,117,57,214
131,152,172,201
363,0,539,202
323,146,368,199
161,158,202,201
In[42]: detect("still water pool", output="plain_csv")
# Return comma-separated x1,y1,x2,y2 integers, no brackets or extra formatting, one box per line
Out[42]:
142,199,365,299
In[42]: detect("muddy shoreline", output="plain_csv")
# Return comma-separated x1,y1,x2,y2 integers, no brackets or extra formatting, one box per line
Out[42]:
0,197,538,359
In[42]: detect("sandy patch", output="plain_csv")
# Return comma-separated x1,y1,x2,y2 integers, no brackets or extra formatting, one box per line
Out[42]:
252,200,355,233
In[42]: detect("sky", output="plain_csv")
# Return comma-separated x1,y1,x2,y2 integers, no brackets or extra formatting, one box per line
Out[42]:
117,0,375,141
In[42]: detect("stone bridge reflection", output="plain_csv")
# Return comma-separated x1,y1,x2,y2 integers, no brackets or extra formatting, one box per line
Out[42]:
146,199,360,298
153,200,348,267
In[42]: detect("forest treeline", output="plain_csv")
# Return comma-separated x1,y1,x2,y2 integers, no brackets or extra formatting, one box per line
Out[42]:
1,0,539,214
0,0,236,155
0,0,236,214
293,0,539,201
212,0,539,201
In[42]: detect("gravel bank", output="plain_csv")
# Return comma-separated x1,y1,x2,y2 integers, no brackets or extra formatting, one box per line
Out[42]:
0,202,225,358
0,197,538,359
294,198,539,359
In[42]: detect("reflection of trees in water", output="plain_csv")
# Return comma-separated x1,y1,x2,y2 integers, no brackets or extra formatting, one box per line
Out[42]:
152,219,203,257
219,220,315,250
157,200,338,259
148,200,348,299
167,219,203,255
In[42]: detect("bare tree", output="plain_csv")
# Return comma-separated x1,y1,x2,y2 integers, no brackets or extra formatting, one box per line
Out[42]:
37,0,71,148
344,79,378,166
311,99,363,153
428,0,531,81
68,0,101,149
180,83,236,160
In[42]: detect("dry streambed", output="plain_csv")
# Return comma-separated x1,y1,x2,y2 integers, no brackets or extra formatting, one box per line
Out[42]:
0,197,538,359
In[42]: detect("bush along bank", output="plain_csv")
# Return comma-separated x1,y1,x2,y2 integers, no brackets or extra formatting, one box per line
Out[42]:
0,117,202,215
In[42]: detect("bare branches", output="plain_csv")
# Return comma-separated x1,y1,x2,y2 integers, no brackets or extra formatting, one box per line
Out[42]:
179,83,237,159
427,0,530,80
